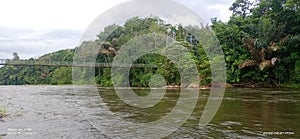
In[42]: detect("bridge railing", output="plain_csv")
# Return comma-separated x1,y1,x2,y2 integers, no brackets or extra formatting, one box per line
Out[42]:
0,59,9,64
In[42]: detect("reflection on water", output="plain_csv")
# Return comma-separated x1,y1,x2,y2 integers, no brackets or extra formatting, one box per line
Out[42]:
0,86,299,138
99,89,180,123
97,88,300,138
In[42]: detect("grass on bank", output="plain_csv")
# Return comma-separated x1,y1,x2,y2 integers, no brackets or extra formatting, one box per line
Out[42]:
280,84,300,89
0,107,7,118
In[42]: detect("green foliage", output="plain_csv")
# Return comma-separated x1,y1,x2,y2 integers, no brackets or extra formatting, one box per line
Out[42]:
12,52,20,60
1,3,299,87
95,68,113,86
211,0,300,86
94,17,213,87
49,67,72,85
229,0,254,17
0,49,74,85
1,17,211,86
0,107,7,118
293,60,300,82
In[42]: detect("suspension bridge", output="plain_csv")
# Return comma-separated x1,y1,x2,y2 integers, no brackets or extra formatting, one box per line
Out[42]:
0,59,157,68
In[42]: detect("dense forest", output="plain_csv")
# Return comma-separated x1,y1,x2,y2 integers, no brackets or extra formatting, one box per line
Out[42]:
0,0,299,87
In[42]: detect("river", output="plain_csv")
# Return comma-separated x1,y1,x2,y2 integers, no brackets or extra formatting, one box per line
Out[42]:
0,86,299,139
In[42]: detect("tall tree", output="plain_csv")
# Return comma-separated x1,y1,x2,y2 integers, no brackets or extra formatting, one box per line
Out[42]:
12,52,20,60
229,0,254,17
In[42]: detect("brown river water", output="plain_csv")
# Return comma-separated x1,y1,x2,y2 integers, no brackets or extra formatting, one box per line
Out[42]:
0,86,299,139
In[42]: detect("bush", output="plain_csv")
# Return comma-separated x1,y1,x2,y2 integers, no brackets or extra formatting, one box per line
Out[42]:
0,107,7,118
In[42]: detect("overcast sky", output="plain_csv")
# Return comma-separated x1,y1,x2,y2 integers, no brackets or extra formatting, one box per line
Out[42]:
0,0,235,59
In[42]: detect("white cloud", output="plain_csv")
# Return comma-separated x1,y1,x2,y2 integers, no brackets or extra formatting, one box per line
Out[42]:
176,0,235,22
207,4,233,21
0,0,129,30
0,27,81,59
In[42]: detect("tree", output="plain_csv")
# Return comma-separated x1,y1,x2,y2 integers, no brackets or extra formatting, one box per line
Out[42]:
238,17,284,70
229,0,254,17
12,52,20,60
50,67,72,85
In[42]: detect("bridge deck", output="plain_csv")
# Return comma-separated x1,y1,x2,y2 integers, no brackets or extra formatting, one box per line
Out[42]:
0,59,157,68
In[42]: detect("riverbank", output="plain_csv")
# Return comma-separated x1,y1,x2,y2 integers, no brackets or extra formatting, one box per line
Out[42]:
97,82,300,89
1,82,299,89
231,82,300,89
